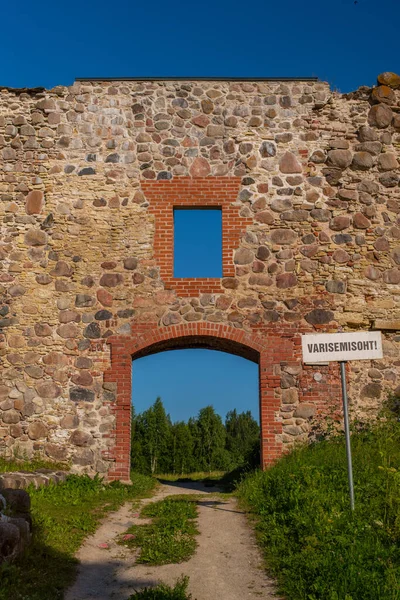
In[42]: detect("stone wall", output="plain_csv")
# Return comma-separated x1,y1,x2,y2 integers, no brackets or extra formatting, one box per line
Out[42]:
0,469,67,490
0,73,399,480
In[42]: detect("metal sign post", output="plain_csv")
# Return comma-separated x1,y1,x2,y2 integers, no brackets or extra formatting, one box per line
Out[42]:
301,330,383,512
339,361,355,511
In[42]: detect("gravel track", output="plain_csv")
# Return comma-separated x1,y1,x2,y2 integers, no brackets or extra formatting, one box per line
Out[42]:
65,480,277,600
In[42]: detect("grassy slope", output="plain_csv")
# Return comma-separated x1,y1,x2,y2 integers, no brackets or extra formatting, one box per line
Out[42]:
238,422,400,600
0,473,156,600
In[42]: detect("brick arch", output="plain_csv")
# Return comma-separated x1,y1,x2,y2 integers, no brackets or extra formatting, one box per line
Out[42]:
104,322,296,482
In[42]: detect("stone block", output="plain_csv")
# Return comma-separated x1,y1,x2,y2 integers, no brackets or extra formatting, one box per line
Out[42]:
294,403,316,419
373,320,400,331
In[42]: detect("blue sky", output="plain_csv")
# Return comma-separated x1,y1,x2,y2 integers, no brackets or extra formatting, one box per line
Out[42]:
174,209,222,278
1,0,399,92
132,350,259,423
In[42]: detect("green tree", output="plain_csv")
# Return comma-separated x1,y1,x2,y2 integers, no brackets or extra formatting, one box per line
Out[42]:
130,406,148,473
225,409,260,467
134,398,171,474
131,401,260,476
191,406,227,472
169,421,194,474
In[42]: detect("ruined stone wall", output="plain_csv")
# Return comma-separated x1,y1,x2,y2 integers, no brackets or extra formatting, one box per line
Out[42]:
0,74,399,479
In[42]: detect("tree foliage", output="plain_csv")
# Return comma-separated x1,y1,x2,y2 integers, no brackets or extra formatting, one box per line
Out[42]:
133,398,171,474
131,398,259,474
225,409,260,468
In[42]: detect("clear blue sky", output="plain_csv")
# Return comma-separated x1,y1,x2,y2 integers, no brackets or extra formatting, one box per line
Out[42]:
174,210,222,278
132,350,259,423
1,0,399,92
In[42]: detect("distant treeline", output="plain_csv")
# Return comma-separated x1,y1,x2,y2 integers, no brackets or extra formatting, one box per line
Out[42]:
131,398,260,475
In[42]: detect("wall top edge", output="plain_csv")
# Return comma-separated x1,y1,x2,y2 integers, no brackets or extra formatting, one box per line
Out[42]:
75,76,320,82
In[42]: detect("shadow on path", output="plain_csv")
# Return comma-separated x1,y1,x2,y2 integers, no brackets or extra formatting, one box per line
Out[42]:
66,559,159,600
196,499,243,514
156,478,223,493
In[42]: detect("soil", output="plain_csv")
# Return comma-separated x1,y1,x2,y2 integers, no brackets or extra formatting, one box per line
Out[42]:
64,480,277,600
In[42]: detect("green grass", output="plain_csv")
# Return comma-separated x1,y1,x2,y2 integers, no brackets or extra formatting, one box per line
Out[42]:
237,421,400,600
0,457,69,473
119,496,199,565
128,576,191,599
0,472,156,600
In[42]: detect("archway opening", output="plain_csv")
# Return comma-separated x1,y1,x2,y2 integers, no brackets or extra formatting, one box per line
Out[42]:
131,339,260,477
106,323,286,482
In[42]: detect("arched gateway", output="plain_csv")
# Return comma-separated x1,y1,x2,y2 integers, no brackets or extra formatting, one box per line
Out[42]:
105,322,295,482
0,76,399,480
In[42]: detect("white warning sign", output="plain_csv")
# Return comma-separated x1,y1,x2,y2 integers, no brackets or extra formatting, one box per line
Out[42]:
301,331,383,363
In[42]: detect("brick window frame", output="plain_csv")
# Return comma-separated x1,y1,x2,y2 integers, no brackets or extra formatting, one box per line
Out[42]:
142,177,252,296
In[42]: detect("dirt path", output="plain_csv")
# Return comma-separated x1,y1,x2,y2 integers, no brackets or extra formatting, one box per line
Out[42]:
65,481,277,600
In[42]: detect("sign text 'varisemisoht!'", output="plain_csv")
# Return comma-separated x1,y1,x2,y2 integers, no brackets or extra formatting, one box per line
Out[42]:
301,331,383,363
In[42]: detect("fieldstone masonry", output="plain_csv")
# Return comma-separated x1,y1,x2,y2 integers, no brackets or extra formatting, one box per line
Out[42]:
0,73,399,481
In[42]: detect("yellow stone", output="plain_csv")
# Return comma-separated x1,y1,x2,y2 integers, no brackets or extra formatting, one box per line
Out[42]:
337,313,368,326
373,320,400,331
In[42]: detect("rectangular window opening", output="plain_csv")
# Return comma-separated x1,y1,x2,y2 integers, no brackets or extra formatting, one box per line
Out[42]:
173,207,222,278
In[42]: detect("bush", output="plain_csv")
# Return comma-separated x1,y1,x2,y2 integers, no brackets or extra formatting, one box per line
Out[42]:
237,421,400,600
